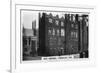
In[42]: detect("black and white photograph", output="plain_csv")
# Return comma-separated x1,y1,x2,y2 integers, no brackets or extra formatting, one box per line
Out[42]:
8,0,97,72
21,10,89,61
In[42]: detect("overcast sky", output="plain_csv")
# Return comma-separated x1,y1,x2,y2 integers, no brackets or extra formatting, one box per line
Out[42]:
21,11,38,29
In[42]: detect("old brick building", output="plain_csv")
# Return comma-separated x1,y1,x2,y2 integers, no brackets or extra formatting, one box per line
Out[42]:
38,12,88,58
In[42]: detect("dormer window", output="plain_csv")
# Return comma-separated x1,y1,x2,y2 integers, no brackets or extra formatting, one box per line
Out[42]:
48,18,53,23
55,20,59,25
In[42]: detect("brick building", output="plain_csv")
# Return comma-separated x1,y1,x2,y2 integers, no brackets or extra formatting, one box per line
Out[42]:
38,12,88,58
23,12,89,58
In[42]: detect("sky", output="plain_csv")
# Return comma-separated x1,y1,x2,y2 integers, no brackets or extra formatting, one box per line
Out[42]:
21,11,38,29
21,11,65,29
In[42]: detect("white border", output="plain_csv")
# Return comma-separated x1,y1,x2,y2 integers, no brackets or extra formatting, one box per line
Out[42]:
11,1,96,73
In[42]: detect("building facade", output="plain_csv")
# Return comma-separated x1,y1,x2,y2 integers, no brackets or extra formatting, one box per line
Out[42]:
23,22,38,60
39,13,88,57
65,14,79,55
23,12,89,58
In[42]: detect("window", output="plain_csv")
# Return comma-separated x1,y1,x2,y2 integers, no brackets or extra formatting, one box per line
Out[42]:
71,31,74,38
61,21,64,26
52,28,55,35
48,18,53,23
75,32,78,39
71,24,74,28
73,15,75,22
71,31,78,39
48,28,52,35
55,20,59,25
61,29,65,36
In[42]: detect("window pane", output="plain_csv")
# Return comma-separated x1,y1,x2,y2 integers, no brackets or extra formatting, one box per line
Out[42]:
48,18,53,23
61,29,65,36
55,20,59,26
61,21,64,26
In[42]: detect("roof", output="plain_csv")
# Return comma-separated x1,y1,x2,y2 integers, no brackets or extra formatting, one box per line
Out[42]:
23,29,33,37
